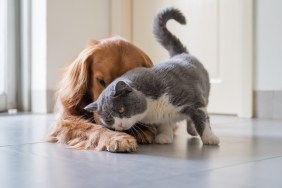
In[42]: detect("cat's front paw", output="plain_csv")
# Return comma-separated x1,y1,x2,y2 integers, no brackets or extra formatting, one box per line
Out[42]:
155,134,173,144
201,134,220,145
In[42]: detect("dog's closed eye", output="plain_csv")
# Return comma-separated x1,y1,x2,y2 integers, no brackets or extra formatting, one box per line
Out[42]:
97,78,106,87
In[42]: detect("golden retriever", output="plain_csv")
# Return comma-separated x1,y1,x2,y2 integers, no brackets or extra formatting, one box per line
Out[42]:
46,37,156,152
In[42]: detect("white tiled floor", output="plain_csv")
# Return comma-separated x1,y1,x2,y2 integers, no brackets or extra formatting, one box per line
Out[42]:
0,114,282,188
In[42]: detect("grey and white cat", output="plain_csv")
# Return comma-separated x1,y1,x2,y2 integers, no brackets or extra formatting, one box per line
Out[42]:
85,7,219,145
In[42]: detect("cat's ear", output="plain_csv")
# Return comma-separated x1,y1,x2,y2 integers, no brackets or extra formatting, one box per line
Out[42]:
84,102,98,112
114,81,133,97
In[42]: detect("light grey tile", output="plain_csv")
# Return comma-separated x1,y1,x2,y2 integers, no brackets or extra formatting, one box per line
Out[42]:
1,114,282,188
0,148,119,188
273,91,282,119
6,122,282,176
254,91,274,119
128,157,282,188
0,114,54,146
0,147,185,188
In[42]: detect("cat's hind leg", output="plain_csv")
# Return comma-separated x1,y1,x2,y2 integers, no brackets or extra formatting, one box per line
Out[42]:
186,116,198,136
190,107,220,145
154,123,174,144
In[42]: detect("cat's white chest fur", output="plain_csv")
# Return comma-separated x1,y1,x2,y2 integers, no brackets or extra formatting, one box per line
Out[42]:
142,94,185,124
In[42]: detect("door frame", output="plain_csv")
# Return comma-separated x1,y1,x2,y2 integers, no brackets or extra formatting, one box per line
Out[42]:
237,0,253,118
110,0,253,118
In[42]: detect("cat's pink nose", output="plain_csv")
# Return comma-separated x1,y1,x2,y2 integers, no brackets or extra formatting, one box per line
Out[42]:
117,123,123,129
115,123,126,131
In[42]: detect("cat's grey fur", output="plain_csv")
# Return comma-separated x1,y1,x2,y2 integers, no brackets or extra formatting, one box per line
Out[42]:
85,7,219,145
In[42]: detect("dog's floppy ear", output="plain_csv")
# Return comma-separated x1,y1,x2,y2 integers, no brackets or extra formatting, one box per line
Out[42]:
58,43,98,112
84,102,98,112
140,51,154,68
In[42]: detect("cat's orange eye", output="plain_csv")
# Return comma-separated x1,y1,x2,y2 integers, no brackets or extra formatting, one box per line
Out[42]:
118,106,125,113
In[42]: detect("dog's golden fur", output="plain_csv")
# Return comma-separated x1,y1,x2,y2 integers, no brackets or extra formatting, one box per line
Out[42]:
46,37,156,152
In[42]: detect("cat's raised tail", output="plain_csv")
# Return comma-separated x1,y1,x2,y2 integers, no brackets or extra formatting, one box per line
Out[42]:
153,7,188,57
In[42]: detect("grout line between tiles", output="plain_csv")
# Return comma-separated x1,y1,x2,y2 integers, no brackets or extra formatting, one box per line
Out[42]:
0,143,144,170
0,141,46,148
195,155,282,176
0,146,111,167
124,155,282,187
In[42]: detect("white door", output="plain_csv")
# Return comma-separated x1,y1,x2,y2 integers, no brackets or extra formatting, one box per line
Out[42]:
111,0,253,117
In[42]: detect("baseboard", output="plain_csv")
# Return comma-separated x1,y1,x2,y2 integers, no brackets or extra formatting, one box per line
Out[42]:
254,90,282,119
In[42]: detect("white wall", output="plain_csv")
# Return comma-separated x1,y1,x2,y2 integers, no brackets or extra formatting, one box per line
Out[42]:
31,0,110,112
255,0,282,91
46,0,110,91
30,0,282,113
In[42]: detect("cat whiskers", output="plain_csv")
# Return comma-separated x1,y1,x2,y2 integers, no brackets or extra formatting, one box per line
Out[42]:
127,125,144,143
137,122,153,129
79,114,94,123
129,126,138,139
134,124,148,143
86,116,94,122
107,110,115,118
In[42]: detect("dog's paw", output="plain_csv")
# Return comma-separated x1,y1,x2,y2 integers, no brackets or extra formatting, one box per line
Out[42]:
155,133,173,144
201,134,220,145
106,133,138,152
